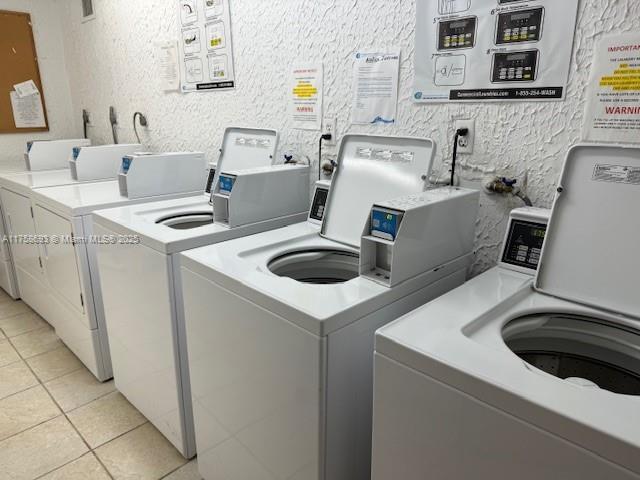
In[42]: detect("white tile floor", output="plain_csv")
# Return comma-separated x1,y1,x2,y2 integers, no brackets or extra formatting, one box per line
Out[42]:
0,289,201,480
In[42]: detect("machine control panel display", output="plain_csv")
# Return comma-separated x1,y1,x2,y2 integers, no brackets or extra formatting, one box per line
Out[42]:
205,168,216,194
498,0,527,4
502,220,547,270
218,174,235,195
371,208,404,242
491,50,539,83
121,156,133,174
496,8,544,45
309,186,329,222
438,17,477,50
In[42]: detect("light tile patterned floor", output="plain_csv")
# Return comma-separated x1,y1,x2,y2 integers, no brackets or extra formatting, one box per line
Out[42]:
0,289,201,480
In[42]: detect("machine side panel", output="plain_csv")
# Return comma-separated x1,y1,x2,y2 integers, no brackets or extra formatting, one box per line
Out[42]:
95,223,187,453
325,268,466,480
371,354,640,480
181,267,322,480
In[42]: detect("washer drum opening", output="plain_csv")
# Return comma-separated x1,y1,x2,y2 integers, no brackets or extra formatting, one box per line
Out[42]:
156,212,214,230
268,249,360,284
503,314,640,396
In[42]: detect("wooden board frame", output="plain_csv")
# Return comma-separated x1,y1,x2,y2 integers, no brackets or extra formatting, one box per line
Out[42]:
0,9,49,134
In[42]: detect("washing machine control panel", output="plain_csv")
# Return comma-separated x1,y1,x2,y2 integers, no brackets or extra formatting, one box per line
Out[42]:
491,50,538,83
371,207,404,242
496,8,544,45
218,174,236,195
438,17,477,50
205,167,216,194
309,185,329,222
502,219,547,270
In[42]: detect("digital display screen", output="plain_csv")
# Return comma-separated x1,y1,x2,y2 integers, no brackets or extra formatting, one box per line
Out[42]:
450,20,469,29
371,209,402,241
205,168,216,194
502,220,547,270
309,187,329,221
219,175,235,194
511,12,533,21
508,53,527,61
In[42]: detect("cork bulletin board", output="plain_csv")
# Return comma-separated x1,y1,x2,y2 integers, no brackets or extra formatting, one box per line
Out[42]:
0,9,49,133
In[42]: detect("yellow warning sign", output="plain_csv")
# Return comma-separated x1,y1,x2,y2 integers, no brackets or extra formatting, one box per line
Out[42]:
599,66,640,91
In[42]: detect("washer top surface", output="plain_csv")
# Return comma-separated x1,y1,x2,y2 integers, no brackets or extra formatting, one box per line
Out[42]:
0,169,102,196
181,221,469,336
31,180,200,218
376,266,640,474
93,195,305,254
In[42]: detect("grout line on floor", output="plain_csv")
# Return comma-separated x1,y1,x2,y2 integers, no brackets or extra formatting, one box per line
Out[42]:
3,324,118,479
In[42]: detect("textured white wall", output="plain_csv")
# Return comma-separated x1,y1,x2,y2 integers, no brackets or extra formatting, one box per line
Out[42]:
57,0,640,274
0,0,79,172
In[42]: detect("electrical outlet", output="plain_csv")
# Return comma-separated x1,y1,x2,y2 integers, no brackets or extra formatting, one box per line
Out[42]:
323,117,337,145
454,119,475,154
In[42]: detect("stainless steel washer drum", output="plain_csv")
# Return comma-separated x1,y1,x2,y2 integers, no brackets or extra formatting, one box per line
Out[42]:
503,314,640,395
268,249,359,284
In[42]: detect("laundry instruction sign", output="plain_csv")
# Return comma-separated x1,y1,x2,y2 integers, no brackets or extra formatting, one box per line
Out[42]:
582,34,640,144
290,64,323,130
177,0,236,92
414,0,579,103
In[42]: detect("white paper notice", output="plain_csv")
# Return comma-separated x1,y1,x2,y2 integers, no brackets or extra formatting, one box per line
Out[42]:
177,0,236,92
157,41,180,91
582,34,640,144
13,80,39,98
290,64,323,130
352,49,400,125
10,91,46,128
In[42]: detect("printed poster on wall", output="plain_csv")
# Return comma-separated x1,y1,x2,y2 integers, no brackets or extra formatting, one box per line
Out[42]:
290,64,323,130
177,0,235,92
414,0,579,103
352,49,400,125
582,34,640,144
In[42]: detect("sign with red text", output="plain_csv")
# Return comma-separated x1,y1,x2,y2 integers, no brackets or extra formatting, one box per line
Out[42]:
290,64,323,130
583,34,640,144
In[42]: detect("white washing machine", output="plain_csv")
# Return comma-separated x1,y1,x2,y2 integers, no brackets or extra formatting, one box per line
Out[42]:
10,153,208,381
0,144,141,300
179,134,480,480
91,128,313,458
372,144,640,480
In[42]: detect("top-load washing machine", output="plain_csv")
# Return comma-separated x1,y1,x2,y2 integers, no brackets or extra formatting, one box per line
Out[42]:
372,144,640,480
91,127,313,458
179,134,480,480
0,143,141,299
10,152,208,381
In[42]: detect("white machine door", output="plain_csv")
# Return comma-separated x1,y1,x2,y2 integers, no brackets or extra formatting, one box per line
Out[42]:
535,144,640,320
33,206,85,314
0,189,43,279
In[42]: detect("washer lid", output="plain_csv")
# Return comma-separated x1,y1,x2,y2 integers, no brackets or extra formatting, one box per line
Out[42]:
216,127,278,180
321,134,434,247
535,144,640,320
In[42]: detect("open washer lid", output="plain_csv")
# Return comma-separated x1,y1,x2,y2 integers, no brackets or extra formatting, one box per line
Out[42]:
320,134,434,248
535,144,640,320
215,127,278,181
